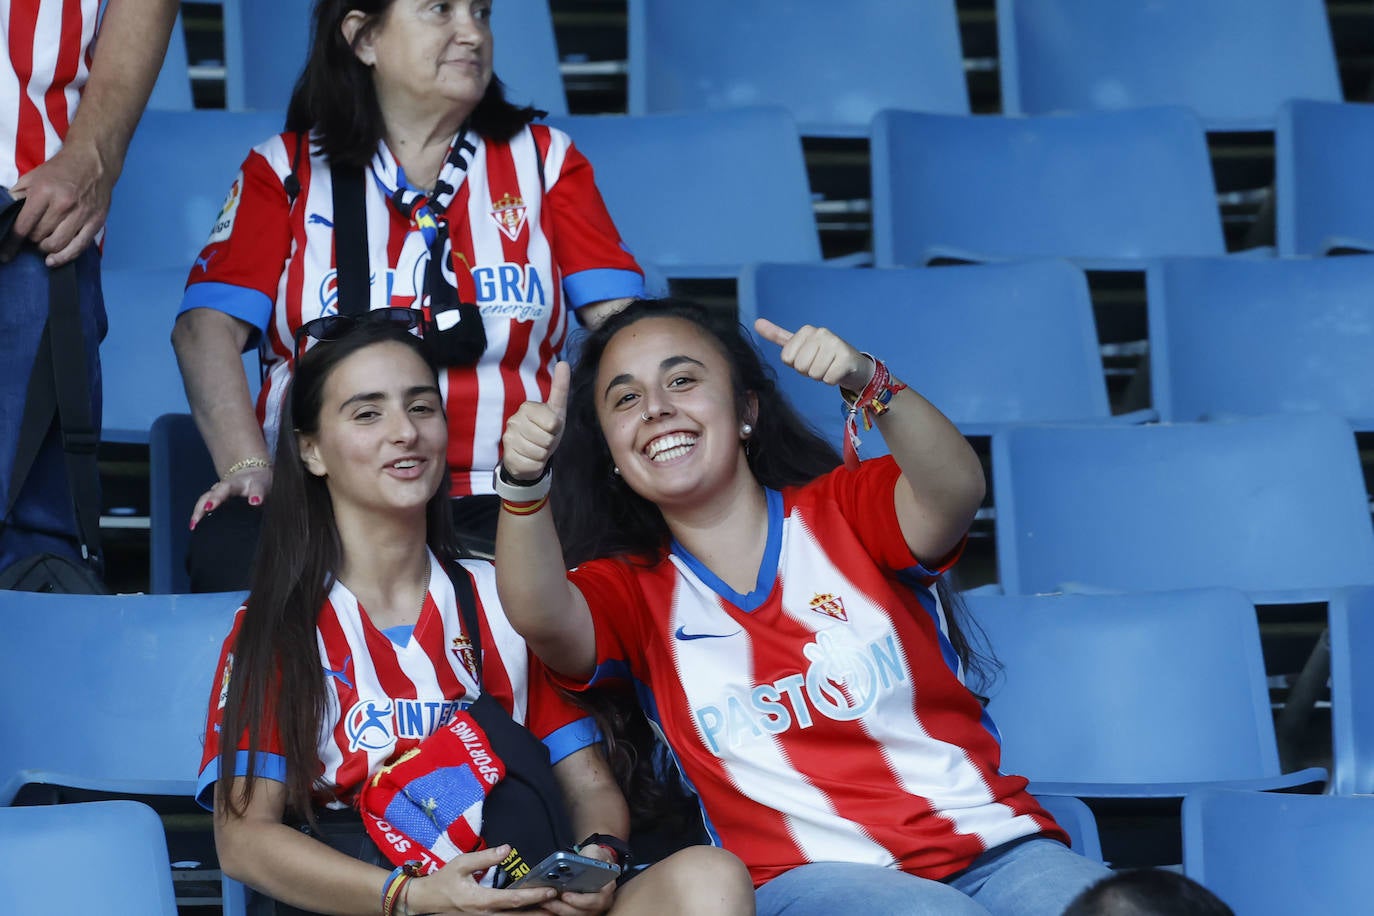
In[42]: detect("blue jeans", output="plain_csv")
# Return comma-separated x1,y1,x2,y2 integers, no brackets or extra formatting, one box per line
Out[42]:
754,838,1112,916
0,246,106,574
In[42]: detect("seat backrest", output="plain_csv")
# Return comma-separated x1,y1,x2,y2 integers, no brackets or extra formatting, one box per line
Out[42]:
1329,586,1374,795
221,0,310,112
1032,793,1103,862
0,800,179,915
969,589,1283,785
1182,789,1374,914
1276,99,1374,256
149,413,219,593
997,0,1341,128
100,268,195,443
991,413,1374,598
146,10,192,111
546,108,819,279
1148,255,1374,429
870,106,1226,267
0,591,246,806
739,260,1109,448
104,109,286,271
222,0,567,115
627,0,967,137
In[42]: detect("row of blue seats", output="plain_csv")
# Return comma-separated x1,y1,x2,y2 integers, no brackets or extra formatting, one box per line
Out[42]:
102,100,1374,286
7,790,1374,916
5,585,1374,913
155,0,1348,137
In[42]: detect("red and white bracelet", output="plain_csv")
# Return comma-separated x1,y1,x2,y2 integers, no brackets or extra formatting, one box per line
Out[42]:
840,353,907,470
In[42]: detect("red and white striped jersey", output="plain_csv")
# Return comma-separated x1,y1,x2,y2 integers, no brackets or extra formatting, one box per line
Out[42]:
180,124,644,495
1,0,99,188
198,554,597,811
566,457,1066,887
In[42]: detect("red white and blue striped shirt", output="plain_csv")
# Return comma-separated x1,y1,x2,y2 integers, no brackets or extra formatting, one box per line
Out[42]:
566,457,1065,886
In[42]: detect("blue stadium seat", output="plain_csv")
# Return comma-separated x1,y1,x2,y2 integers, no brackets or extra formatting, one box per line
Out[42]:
149,413,217,593
222,0,567,115
969,589,1327,798
1147,255,1374,430
104,109,286,271
99,268,193,443
990,413,1374,602
147,11,192,111
547,108,820,279
1033,794,1103,862
1276,100,1374,256
1182,789,1374,915
627,0,967,137
739,260,1130,449
0,800,179,915
0,590,246,806
1329,586,1374,795
997,0,1341,130
870,107,1226,269
221,0,309,112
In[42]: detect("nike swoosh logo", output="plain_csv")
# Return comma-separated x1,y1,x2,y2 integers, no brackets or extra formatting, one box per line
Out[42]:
674,626,740,641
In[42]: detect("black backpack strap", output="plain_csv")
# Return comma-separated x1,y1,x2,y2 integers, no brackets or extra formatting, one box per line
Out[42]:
448,559,484,681
6,262,102,565
331,165,370,317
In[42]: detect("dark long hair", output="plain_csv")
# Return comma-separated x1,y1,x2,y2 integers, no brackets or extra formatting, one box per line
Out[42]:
284,0,545,168
551,299,997,817
553,299,842,567
215,325,459,822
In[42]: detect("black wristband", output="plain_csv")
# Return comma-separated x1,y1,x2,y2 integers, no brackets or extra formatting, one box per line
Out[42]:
576,833,632,872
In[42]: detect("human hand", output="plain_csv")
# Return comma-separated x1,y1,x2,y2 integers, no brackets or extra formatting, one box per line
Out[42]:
754,318,874,392
500,361,569,482
531,844,619,916
190,465,273,530
409,846,559,915
1,142,111,266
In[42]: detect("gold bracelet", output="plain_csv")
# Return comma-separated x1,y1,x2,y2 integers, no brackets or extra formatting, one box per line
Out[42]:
221,457,271,481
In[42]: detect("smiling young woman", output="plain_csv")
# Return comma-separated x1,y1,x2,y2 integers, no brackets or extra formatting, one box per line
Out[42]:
494,298,1112,916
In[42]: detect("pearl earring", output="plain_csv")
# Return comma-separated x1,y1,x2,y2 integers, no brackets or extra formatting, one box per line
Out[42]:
613,466,621,476
741,423,753,437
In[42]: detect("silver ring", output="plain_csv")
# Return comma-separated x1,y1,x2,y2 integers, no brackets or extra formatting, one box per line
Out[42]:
640,411,653,423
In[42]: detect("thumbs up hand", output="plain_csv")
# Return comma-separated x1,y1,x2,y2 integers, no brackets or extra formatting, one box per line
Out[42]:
754,318,875,392
501,360,570,481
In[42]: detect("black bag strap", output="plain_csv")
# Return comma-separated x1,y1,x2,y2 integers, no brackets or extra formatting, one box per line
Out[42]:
447,560,484,682
331,165,370,317
5,261,102,564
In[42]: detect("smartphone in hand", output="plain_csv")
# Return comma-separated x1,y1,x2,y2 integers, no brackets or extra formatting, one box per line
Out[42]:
507,850,621,894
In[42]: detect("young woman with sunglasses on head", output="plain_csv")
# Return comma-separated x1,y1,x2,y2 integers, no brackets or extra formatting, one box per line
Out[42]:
493,299,1112,915
171,0,644,589
198,316,753,915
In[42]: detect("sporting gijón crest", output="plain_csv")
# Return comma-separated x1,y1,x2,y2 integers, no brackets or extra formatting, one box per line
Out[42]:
490,192,528,241
809,592,848,622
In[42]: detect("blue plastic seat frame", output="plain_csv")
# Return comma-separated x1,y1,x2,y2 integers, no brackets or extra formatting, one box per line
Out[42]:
991,413,1374,603
968,588,1327,798
1329,586,1374,795
0,800,179,915
1147,255,1374,431
1275,100,1374,257
997,0,1341,130
1182,789,1374,915
870,106,1226,269
546,107,820,279
627,0,967,137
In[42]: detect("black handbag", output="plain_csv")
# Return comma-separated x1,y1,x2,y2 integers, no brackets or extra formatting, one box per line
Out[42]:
248,561,572,914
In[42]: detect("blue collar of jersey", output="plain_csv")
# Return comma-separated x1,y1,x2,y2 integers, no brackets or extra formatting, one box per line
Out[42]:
670,487,784,612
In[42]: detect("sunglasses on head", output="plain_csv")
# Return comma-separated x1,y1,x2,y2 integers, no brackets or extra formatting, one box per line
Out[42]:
293,307,425,363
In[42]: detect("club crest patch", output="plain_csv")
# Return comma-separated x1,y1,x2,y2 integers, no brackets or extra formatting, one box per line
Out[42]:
489,192,527,241
809,593,848,622
451,635,478,678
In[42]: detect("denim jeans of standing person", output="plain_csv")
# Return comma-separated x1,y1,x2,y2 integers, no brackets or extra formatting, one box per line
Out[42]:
0,246,106,575
754,837,1112,916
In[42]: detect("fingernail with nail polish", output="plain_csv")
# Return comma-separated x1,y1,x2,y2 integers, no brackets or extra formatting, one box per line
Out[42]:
204,501,214,511
249,496,261,506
